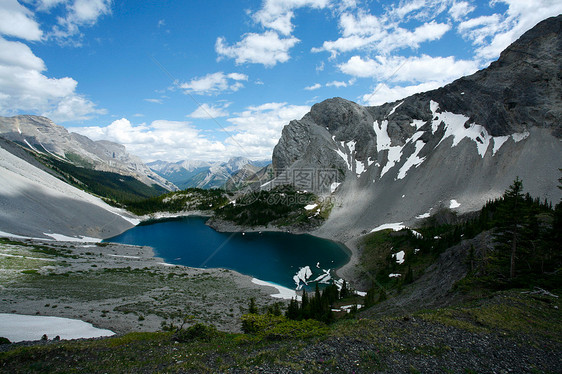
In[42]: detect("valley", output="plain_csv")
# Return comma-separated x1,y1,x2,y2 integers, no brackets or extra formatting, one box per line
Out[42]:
0,12,561,373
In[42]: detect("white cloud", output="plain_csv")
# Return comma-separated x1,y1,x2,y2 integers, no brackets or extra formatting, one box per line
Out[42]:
0,1,109,122
0,37,45,71
253,0,330,35
215,0,335,67
224,102,310,160
362,81,443,106
43,95,106,122
0,0,43,41
458,0,562,60
304,83,321,90
144,98,163,104
326,79,355,88
0,36,103,122
180,72,248,95
49,0,112,44
339,54,478,83
339,10,382,37
449,1,475,21
314,10,451,56
70,118,228,162
33,0,68,11
188,103,230,119
458,14,503,45
69,103,311,162
216,31,299,67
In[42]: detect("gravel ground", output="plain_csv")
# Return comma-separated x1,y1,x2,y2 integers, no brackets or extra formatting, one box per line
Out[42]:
0,238,286,335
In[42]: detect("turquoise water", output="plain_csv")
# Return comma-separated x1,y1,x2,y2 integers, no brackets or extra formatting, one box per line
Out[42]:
104,216,350,290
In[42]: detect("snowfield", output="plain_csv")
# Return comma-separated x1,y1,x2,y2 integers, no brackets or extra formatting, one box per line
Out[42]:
252,278,300,301
0,313,115,342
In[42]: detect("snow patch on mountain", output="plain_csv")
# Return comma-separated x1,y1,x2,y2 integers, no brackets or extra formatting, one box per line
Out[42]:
370,222,406,233
397,132,426,180
388,101,404,117
449,199,461,209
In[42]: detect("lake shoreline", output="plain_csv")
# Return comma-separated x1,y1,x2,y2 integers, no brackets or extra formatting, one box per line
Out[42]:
107,215,350,292
206,216,362,289
130,212,363,291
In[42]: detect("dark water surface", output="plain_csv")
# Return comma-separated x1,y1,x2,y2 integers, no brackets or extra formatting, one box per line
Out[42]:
105,216,350,290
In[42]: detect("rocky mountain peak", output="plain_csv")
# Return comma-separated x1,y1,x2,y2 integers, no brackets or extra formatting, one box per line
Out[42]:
271,15,562,241
428,15,562,138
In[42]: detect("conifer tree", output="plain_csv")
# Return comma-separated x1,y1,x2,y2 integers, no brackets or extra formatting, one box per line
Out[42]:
494,177,527,279
301,290,310,319
248,297,258,314
378,288,387,302
404,265,414,284
286,298,300,320
364,283,377,308
340,280,349,299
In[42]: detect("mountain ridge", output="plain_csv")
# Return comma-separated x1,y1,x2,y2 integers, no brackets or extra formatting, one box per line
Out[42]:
272,15,562,245
0,115,176,191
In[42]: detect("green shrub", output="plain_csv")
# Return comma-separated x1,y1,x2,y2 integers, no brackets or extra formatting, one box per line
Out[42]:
173,323,218,342
241,313,328,340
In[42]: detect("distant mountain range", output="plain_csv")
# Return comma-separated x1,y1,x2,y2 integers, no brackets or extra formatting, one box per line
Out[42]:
148,157,271,190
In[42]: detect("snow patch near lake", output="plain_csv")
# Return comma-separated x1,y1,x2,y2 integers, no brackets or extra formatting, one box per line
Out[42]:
388,101,404,117
330,182,341,193
0,230,45,241
397,133,426,180
0,313,115,342
512,131,530,142
107,254,141,259
252,278,300,301
43,233,102,243
311,269,332,284
334,141,368,178
293,266,312,290
416,211,431,219
492,136,509,155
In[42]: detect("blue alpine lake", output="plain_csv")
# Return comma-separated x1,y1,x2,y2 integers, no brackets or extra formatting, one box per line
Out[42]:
104,216,350,290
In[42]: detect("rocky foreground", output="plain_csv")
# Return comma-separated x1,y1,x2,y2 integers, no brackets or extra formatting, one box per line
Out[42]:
0,289,560,373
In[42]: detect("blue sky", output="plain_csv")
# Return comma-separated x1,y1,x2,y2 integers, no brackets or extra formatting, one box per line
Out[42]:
1,0,561,162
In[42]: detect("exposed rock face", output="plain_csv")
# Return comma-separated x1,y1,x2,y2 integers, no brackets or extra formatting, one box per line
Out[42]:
272,15,562,241
0,115,176,191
